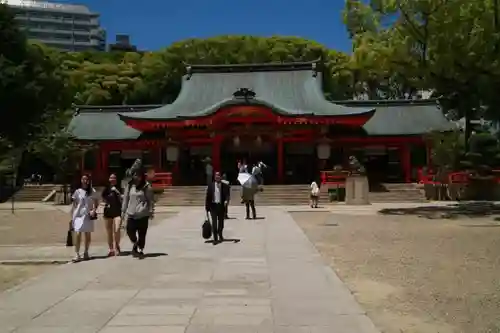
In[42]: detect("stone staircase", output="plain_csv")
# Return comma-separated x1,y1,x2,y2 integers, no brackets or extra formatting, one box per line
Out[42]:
369,183,426,203
156,185,311,206
11,184,56,202
155,183,425,206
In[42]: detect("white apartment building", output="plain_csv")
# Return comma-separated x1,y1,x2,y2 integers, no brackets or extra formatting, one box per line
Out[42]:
1,0,106,51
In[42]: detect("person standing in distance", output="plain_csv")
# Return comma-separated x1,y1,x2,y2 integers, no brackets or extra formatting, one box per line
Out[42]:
205,171,230,244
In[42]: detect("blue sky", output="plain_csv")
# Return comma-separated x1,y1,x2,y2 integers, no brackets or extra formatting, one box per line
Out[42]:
70,0,351,52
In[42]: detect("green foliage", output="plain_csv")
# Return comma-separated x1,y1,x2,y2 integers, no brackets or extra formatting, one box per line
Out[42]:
0,5,71,148
426,130,465,172
343,0,500,117
461,133,500,175
29,109,90,181
57,36,357,106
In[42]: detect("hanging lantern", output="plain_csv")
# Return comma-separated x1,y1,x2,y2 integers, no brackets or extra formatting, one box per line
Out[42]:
233,136,240,147
255,135,262,146
317,143,331,159
166,146,179,162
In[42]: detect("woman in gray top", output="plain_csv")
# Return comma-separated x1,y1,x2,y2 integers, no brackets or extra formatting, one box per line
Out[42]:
121,169,155,258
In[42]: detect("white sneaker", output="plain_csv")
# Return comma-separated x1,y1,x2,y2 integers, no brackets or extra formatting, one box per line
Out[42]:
72,254,81,263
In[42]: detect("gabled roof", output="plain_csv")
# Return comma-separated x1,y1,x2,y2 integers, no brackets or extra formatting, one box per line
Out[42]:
336,100,456,135
119,60,374,121
69,105,161,140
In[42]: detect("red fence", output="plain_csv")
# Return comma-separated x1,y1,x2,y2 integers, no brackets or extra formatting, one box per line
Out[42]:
320,171,349,187
149,172,173,189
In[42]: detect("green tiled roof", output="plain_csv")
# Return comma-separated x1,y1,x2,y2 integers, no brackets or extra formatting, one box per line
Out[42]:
69,105,161,140
119,61,374,121
337,100,456,135
69,99,454,141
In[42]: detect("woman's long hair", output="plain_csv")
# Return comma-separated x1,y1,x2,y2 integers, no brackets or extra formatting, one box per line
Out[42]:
133,171,147,190
105,173,122,194
81,174,93,196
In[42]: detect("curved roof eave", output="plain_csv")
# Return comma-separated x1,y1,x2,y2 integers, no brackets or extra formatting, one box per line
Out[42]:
118,98,375,122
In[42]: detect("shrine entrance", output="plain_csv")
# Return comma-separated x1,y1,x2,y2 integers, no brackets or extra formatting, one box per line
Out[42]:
220,135,278,185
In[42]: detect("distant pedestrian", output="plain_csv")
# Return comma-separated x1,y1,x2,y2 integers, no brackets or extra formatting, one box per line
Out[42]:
242,186,257,220
70,174,98,262
122,168,155,258
238,160,248,173
310,180,320,208
102,173,123,256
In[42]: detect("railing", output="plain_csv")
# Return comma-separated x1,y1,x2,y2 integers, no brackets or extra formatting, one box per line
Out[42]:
320,171,349,187
149,172,173,189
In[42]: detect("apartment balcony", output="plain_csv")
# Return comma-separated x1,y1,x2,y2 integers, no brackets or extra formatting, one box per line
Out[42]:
16,15,98,27
27,26,90,36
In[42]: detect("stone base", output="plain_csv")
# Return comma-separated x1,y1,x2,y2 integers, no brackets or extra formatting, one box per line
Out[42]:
345,176,370,205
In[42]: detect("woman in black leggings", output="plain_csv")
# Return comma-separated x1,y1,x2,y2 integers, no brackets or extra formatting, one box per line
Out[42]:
121,169,155,258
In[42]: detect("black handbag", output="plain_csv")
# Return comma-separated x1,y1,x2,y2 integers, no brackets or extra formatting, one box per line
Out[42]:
66,221,73,247
202,212,212,239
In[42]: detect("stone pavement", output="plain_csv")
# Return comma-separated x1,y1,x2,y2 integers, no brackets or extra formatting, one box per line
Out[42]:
0,207,379,333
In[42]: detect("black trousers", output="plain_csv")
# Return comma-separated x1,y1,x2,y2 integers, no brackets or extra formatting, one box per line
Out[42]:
126,216,149,250
209,203,225,241
245,200,256,219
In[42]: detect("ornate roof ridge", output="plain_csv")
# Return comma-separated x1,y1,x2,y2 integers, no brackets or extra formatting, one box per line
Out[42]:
185,59,321,75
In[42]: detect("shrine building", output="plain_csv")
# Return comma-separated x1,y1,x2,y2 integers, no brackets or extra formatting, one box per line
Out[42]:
69,60,455,185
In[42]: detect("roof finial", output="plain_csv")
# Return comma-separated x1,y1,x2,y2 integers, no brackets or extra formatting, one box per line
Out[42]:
233,88,256,102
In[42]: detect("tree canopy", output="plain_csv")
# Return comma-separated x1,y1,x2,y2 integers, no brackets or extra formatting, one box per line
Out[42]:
343,0,500,117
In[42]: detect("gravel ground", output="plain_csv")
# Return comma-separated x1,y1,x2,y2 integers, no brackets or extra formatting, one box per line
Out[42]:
292,211,500,333
0,210,176,246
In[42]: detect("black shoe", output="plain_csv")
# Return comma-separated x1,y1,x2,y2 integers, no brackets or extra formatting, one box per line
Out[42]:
219,234,224,242
132,244,138,257
137,249,145,259
245,216,250,220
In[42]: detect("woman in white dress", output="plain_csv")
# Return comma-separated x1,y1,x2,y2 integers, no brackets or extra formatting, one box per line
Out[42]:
71,174,99,262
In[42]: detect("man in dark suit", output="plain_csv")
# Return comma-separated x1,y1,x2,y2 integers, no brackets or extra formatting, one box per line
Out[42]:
205,171,230,244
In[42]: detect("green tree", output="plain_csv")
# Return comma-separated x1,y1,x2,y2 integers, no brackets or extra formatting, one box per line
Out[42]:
64,36,357,106
0,5,70,148
343,0,500,142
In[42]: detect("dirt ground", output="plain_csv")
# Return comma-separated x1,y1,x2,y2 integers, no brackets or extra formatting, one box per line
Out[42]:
0,209,176,246
292,211,500,333
0,265,52,292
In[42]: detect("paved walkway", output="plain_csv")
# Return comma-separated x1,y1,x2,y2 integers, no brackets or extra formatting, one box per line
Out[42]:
0,207,379,333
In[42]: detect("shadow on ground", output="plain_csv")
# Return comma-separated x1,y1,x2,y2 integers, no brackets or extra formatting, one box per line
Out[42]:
379,202,500,219
204,239,241,245
118,252,168,258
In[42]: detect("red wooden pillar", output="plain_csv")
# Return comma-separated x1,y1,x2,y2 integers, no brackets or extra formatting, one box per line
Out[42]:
400,145,411,183
212,135,222,172
277,138,284,183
